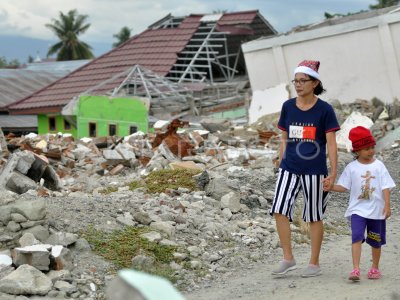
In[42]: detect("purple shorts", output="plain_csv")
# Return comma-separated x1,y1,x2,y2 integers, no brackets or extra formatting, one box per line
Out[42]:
351,214,386,248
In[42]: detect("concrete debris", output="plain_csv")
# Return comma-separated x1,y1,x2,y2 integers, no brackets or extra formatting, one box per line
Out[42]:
152,119,195,158
0,99,399,299
248,83,289,124
0,127,9,158
0,264,52,295
336,111,374,152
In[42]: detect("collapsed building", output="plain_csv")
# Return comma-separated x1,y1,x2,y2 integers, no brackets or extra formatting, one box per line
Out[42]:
6,11,277,139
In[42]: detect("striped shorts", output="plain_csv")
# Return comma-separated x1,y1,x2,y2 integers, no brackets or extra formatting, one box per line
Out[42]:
269,168,330,222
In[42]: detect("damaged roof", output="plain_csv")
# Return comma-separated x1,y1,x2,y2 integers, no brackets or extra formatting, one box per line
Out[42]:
0,115,37,129
0,60,90,110
8,10,276,115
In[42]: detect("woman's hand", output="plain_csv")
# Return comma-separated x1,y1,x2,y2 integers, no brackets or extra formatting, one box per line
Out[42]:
322,174,336,191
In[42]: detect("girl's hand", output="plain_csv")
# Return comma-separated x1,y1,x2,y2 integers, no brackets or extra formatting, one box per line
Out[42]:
322,176,334,191
383,206,391,219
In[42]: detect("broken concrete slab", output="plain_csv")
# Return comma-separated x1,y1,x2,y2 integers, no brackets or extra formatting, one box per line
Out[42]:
11,198,46,222
200,118,232,133
376,126,400,151
109,164,125,176
15,152,35,175
5,171,37,194
336,111,374,152
0,127,9,157
0,264,52,295
0,151,33,190
45,232,78,247
102,149,128,166
26,154,48,182
249,83,289,124
41,165,62,191
51,245,73,271
0,255,12,267
12,246,51,271
169,161,204,171
204,172,235,201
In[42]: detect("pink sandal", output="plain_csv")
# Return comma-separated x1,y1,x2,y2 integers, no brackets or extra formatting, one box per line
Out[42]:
348,268,360,281
367,268,381,279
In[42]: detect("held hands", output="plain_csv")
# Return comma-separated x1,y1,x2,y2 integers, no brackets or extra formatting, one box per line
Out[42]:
322,174,335,191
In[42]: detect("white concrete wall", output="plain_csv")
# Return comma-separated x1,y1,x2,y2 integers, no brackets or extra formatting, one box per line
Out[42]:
243,11,400,106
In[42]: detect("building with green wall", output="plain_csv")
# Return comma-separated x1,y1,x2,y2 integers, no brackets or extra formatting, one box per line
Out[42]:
38,95,148,138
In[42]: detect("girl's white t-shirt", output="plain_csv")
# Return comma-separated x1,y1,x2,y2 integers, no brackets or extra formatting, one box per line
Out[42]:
337,159,395,220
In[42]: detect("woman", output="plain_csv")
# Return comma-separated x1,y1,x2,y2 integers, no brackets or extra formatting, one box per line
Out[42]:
270,60,340,277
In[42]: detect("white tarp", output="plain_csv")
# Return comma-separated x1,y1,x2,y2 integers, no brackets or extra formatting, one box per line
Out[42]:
336,111,373,152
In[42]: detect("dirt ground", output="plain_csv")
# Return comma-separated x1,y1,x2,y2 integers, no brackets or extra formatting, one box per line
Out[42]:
185,205,400,300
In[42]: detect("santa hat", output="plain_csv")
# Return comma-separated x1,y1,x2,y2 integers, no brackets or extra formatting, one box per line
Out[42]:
348,126,376,152
294,60,321,80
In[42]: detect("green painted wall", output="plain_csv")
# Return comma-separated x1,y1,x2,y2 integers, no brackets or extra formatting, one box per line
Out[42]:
76,95,148,138
38,114,77,136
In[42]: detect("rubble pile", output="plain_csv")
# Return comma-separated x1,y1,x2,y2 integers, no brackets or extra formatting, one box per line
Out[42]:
0,99,399,299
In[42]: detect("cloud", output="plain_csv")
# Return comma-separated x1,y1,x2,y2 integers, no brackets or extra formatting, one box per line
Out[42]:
0,0,373,43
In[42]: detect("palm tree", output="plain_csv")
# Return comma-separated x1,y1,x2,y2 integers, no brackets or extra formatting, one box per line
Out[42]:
46,9,94,61
369,0,399,9
112,26,132,48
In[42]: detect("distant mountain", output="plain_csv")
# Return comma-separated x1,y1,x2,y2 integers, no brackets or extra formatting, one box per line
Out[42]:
0,35,112,64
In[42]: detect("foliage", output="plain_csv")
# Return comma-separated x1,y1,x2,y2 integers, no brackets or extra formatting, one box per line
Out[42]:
212,9,228,14
324,0,399,21
0,56,6,68
46,9,94,61
324,12,345,19
82,226,179,282
370,0,399,9
112,26,132,48
98,186,118,194
0,56,20,68
144,169,202,193
128,180,145,191
324,10,368,19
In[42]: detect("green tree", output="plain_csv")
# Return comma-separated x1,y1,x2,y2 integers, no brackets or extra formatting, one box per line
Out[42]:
369,0,399,9
46,9,94,61
0,56,20,68
8,59,20,67
0,56,7,68
324,12,345,19
112,26,132,48
212,9,228,14
27,55,34,63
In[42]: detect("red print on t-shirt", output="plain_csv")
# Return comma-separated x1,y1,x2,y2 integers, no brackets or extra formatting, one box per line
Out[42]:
302,126,316,140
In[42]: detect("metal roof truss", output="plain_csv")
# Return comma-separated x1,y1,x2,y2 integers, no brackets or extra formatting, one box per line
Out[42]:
167,22,240,84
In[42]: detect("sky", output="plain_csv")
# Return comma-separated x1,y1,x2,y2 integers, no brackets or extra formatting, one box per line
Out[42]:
0,0,376,61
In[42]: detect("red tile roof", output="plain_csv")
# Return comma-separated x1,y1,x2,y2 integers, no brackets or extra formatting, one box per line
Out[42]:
218,10,258,25
8,10,272,114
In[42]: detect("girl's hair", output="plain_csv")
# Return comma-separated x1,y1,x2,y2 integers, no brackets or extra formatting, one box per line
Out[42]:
310,76,326,95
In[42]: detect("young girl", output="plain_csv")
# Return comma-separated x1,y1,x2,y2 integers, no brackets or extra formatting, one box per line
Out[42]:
330,126,395,281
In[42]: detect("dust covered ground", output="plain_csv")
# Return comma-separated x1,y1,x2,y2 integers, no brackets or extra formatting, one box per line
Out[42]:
185,149,400,300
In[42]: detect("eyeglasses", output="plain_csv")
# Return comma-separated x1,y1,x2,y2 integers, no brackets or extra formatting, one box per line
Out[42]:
291,79,313,85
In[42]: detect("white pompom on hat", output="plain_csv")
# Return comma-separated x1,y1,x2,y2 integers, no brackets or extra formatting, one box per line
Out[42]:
294,60,321,80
